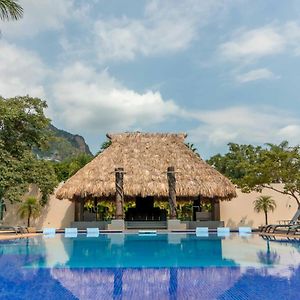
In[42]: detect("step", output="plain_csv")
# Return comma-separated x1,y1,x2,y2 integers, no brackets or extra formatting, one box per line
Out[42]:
125,221,167,229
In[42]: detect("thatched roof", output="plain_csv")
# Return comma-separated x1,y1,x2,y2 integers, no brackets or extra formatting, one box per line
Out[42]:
56,132,236,200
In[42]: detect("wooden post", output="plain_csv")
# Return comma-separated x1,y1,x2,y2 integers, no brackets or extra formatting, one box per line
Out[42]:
74,199,84,221
167,166,177,219
74,200,80,221
115,167,124,219
212,198,220,221
79,200,84,221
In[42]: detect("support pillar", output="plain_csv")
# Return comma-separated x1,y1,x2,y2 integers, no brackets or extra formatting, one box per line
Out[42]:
74,200,84,221
115,167,124,220
74,201,80,221
212,198,220,221
167,166,177,219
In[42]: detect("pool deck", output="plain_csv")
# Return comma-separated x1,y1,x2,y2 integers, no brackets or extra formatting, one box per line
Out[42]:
259,231,300,240
0,232,41,241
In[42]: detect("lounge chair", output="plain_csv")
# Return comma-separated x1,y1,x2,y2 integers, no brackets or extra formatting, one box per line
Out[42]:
65,228,78,238
86,228,99,237
217,227,230,237
239,227,252,236
43,228,56,238
0,225,26,234
196,227,209,237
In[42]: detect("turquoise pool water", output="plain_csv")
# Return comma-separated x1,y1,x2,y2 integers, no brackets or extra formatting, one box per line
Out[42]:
0,233,300,299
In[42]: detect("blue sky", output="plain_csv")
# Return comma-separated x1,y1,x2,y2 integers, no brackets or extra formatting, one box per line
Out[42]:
1,0,300,158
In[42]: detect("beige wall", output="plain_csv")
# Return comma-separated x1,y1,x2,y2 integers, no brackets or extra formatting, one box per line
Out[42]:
2,183,298,230
2,183,74,229
220,184,298,228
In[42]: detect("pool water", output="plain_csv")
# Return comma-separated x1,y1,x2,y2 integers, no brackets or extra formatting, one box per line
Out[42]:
0,233,300,299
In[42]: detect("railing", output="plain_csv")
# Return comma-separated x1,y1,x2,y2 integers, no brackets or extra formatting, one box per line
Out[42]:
278,219,300,225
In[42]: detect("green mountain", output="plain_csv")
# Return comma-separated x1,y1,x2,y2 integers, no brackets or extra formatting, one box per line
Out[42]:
34,125,93,161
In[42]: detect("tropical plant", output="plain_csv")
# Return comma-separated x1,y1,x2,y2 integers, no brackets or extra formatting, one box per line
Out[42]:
0,96,58,205
52,153,93,182
208,141,300,223
18,197,41,227
95,139,112,156
0,0,23,21
177,202,193,220
257,240,280,266
253,195,276,225
185,142,200,156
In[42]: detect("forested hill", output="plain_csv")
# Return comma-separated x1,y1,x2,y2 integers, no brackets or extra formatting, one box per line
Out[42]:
34,125,93,161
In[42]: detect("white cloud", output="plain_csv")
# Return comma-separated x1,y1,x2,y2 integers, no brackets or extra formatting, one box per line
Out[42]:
236,68,277,83
0,41,46,98
0,0,79,38
220,22,300,62
92,0,226,62
188,106,300,147
220,26,285,61
51,62,180,131
277,125,300,144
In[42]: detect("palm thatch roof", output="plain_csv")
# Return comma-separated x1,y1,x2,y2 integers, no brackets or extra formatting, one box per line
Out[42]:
56,132,236,200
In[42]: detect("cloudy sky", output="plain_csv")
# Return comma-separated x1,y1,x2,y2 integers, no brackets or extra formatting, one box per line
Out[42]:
1,0,300,158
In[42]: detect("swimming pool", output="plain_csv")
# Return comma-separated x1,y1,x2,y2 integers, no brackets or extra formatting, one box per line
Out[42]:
0,233,299,299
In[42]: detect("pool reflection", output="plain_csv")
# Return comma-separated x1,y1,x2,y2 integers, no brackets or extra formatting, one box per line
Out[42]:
1,262,300,299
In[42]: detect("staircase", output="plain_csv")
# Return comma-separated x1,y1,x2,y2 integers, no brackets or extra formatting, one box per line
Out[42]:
125,221,167,229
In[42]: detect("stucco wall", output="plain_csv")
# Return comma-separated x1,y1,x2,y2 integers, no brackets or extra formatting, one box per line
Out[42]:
2,183,74,229
220,184,298,228
2,183,298,229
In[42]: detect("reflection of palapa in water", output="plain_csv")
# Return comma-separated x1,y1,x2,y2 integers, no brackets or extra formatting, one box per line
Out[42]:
51,267,242,300
61,234,238,268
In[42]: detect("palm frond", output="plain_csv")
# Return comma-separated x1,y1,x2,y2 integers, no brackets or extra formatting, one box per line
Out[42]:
0,0,23,21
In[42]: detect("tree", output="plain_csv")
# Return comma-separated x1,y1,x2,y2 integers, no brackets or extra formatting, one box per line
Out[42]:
0,0,23,21
18,197,40,227
52,153,93,182
253,195,276,225
208,141,300,223
185,142,200,156
0,96,58,205
95,139,112,156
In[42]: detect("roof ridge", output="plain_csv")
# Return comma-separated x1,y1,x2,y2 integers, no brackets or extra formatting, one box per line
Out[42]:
107,132,187,141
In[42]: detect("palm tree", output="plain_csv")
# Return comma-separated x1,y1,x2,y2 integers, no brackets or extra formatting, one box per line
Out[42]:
253,195,276,225
0,0,23,21
18,197,41,227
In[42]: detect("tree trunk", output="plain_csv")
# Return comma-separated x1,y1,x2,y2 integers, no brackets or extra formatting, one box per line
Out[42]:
167,166,177,219
264,210,268,225
28,210,31,227
290,205,300,224
115,168,124,220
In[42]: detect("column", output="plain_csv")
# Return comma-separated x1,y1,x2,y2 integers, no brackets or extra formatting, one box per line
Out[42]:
167,166,177,219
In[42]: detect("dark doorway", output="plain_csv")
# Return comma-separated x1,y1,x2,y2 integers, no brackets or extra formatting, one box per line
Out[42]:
125,196,167,221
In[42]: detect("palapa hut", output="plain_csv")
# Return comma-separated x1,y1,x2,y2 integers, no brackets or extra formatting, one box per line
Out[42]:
56,132,236,229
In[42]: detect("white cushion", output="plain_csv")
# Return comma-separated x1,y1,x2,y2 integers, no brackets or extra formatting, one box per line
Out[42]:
43,228,55,235
196,227,209,236
239,227,252,233
87,228,99,237
65,228,78,237
217,227,230,236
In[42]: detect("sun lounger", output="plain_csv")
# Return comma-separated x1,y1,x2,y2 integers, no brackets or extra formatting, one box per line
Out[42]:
86,228,99,237
0,225,26,234
43,228,56,238
217,227,230,237
65,228,78,238
196,227,209,237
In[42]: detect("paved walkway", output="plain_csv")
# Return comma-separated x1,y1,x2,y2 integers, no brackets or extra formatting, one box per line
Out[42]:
0,233,41,241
